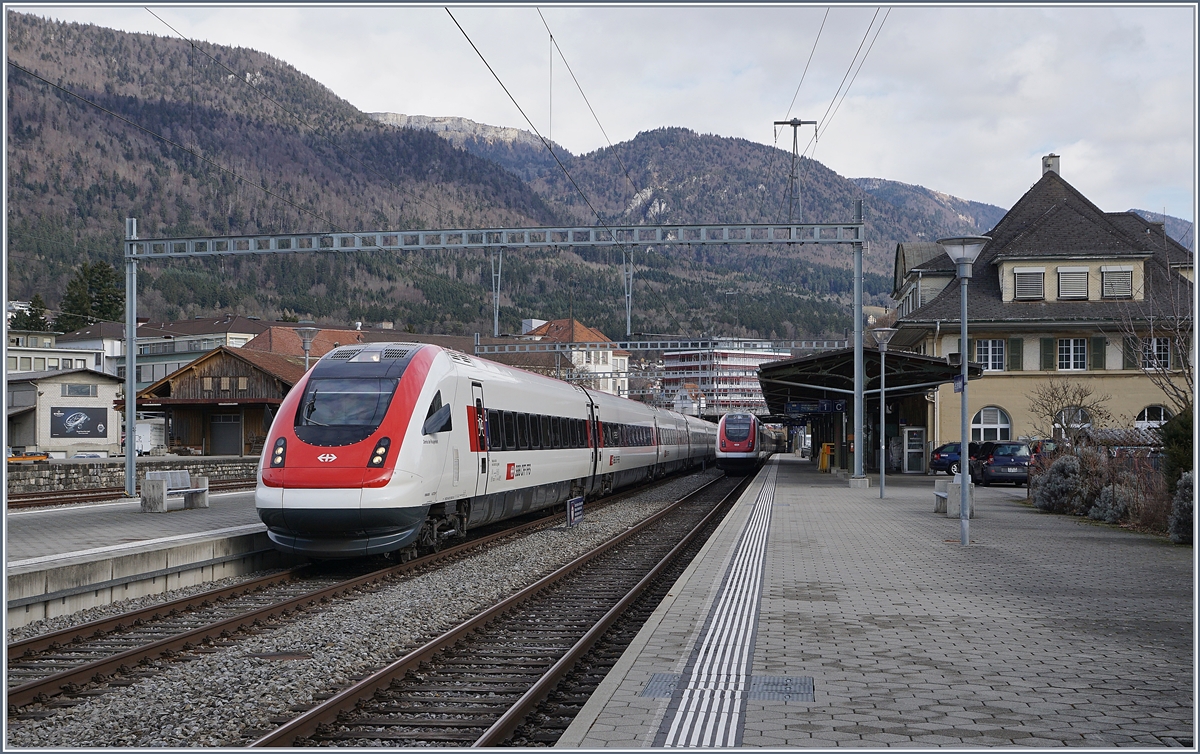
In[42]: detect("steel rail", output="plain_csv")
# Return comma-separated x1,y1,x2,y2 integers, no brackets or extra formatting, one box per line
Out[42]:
473,473,751,746
7,471,692,709
249,473,730,748
6,504,565,709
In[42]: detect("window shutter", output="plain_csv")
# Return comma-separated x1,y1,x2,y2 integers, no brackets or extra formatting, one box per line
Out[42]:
1171,340,1183,370
1015,272,1044,300
1123,337,1139,369
1090,337,1106,370
967,338,975,363
1057,270,1088,299
1007,338,1022,371
1102,270,1133,298
1040,338,1056,370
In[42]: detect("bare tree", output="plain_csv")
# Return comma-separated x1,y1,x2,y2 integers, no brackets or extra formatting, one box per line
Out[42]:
1112,239,1194,415
1027,377,1114,446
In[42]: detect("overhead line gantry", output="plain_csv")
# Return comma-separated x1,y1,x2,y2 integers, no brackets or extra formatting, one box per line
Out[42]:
120,207,868,496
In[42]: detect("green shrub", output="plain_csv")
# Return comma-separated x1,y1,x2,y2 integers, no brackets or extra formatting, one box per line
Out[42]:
1089,484,1134,524
1169,471,1193,545
1159,409,1193,496
1034,454,1082,514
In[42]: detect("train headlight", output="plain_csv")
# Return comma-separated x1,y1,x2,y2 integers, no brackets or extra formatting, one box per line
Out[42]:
367,437,391,468
270,437,286,468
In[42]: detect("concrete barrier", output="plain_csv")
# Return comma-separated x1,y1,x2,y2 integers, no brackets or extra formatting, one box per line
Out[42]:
6,531,303,629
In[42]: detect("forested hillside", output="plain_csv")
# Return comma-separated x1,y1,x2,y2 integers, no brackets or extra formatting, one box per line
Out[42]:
9,12,1073,341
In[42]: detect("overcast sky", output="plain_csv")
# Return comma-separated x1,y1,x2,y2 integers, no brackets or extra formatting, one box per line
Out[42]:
13,4,1198,224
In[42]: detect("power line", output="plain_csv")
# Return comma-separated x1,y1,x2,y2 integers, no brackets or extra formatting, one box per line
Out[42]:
821,8,890,140
762,8,829,222
446,8,609,230
143,7,445,221
536,8,639,199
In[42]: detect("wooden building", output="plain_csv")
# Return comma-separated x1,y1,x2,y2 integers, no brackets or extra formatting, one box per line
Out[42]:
134,346,306,456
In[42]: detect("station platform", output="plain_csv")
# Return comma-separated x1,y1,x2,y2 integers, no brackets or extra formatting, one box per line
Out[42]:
6,490,295,628
559,455,1194,748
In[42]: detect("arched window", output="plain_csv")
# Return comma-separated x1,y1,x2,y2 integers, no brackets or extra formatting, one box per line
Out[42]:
971,406,1011,442
1054,407,1092,440
1135,405,1173,430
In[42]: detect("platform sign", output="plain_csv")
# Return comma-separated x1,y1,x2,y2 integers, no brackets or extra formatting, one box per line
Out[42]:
567,496,584,527
832,400,846,413
953,375,965,393
785,401,820,415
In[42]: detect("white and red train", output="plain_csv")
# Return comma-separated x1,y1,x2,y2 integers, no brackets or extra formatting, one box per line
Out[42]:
715,412,783,474
256,343,716,558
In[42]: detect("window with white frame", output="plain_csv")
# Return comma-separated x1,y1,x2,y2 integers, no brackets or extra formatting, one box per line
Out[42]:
1014,268,1045,300
971,406,1011,442
1135,405,1173,429
1101,267,1133,298
1058,338,1087,370
1054,407,1091,439
1142,337,1171,369
975,339,1006,371
1057,267,1089,299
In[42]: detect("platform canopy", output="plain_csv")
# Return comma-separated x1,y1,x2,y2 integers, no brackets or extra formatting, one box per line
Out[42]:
757,348,982,420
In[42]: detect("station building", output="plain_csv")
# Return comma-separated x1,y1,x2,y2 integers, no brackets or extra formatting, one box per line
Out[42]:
890,154,1192,448
6,368,124,458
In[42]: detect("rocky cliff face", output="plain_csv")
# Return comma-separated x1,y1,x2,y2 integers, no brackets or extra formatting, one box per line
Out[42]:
370,112,556,151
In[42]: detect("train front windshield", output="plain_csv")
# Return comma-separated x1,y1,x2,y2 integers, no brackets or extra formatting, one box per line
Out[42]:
294,377,399,446
724,415,752,442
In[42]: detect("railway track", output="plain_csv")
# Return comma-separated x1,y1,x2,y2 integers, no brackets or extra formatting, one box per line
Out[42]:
248,472,748,747
6,478,258,509
5,472,696,716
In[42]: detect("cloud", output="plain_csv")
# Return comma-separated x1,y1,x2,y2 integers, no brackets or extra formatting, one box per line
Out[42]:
16,5,1196,221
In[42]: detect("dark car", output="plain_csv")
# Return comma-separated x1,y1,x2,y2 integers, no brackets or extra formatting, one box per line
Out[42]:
929,442,979,475
971,441,1032,486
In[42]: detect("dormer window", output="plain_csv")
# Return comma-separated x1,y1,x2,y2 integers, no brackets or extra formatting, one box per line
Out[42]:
1057,267,1089,300
1101,266,1133,298
1014,267,1045,300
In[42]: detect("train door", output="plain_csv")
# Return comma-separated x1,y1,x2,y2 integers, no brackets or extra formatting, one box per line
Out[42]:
587,399,600,493
471,382,488,496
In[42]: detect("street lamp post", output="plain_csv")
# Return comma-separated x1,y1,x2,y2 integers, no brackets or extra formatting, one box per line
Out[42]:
294,321,320,371
938,236,990,546
872,327,898,499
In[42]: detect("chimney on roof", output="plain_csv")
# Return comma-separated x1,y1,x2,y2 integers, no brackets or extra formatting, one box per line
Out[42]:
1042,153,1060,175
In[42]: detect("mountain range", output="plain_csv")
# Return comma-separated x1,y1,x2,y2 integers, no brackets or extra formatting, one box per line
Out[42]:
6,11,1192,341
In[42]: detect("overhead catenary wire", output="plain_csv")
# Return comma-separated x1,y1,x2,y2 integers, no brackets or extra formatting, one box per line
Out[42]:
761,7,829,222
446,8,609,233
537,8,639,199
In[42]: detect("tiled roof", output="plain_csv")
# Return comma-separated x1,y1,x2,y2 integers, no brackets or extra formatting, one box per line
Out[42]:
897,170,1193,328
523,318,614,344
56,321,126,341
243,327,368,359
6,367,121,384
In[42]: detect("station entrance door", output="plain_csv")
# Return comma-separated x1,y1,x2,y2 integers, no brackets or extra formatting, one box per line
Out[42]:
903,427,926,474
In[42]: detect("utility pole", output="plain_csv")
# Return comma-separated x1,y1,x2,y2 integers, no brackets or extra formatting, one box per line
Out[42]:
774,118,817,223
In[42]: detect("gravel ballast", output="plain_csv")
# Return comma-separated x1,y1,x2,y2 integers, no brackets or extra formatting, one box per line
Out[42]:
7,471,721,748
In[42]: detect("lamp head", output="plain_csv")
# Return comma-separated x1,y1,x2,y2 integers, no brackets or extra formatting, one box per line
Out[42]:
872,327,899,350
938,236,990,278
293,320,320,351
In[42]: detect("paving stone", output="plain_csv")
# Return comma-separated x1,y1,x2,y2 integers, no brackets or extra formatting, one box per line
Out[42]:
559,458,1193,749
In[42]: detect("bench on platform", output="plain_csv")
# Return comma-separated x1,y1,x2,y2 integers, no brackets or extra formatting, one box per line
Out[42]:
934,476,973,518
141,470,209,513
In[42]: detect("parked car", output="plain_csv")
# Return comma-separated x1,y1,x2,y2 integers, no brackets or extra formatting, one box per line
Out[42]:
970,441,1032,486
1029,439,1061,463
929,442,979,475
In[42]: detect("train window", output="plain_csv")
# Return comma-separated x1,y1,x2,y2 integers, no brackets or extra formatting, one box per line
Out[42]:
503,411,517,450
574,419,584,448
487,410,502,450
529,414,541,449
294,377,398,447
541,416,552,448
422,391,453,435
517,413,531,450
